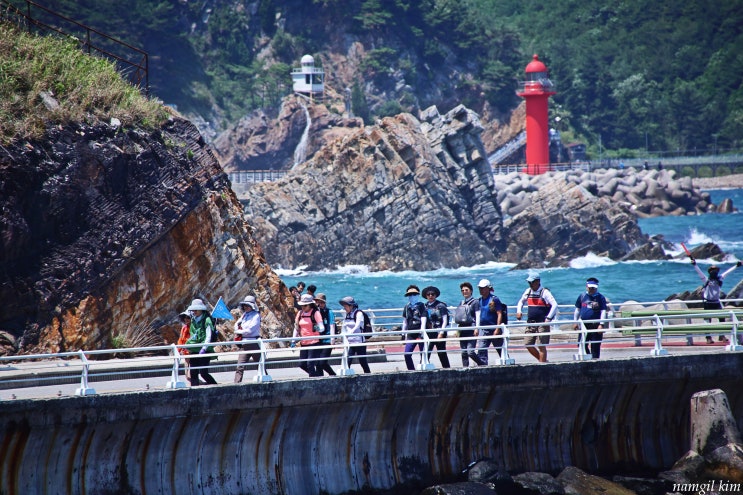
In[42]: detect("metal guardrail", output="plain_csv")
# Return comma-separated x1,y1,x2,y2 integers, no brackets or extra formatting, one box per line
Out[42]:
0,0,149,94
1,301,741,399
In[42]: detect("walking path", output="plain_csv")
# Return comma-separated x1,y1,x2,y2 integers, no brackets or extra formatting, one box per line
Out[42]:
693,173,743,189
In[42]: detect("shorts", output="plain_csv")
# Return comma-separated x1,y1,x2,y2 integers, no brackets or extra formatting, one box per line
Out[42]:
524,324,550,346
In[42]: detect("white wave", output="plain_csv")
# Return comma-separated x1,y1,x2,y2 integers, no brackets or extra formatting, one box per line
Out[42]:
686,228,715,245
273,265,309,277
568,252,617,269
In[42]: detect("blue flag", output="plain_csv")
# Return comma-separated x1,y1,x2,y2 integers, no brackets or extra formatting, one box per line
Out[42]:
211,296,234,320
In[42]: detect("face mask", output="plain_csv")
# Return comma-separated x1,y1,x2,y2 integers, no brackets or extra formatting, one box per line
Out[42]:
408,295,419,305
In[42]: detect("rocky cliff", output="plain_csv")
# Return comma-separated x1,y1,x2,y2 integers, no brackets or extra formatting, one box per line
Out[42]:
212,94,363,172
243,105,649,272
0,117,293,354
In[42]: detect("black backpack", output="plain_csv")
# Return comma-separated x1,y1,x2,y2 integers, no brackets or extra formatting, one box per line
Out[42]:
354,309,373,340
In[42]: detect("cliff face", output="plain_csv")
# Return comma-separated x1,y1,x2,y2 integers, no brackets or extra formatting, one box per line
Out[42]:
243,104,652,272
243,105,504,271
0,117,293,354
212,95,363,172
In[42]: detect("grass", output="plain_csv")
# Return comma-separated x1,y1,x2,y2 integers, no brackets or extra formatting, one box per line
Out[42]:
0,21,169,144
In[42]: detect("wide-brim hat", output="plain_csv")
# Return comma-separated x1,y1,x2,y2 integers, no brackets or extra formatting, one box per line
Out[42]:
314,293,327,303
299,294,315,306
422,286,440,298
186,298,208,311
339,296,357,306
239,295,258,311
179,311,191,319
404,287,420,296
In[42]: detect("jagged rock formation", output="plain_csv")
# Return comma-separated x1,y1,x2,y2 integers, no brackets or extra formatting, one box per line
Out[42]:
212,94,362,172
502,178,646,269
243,104,650,272
0,117,294,354
243,105,504,271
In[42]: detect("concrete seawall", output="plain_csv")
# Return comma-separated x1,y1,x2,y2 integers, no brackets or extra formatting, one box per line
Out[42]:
2,353,742,495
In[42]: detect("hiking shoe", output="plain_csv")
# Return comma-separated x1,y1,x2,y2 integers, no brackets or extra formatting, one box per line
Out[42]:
706,336,714,344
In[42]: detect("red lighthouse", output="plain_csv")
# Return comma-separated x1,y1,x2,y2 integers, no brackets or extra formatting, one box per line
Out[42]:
517,54,556,174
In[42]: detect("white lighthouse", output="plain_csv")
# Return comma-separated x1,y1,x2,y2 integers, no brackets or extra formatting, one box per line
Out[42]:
292,54,324,97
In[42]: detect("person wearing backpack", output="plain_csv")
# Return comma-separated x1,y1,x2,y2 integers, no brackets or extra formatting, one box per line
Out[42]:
423,286,451,368
185,298,218,386
338,296,371,373
314,293,337,376
573,277,608,359
475,279,505,366
401,285,428,370
455,282,483,367
292,294,323,377
516,273,558,363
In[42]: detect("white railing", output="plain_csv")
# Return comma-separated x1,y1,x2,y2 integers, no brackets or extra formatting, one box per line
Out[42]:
1,303,741,399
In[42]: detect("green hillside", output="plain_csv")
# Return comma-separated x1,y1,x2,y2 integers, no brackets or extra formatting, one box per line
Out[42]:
15,0,743,153
0,21,167,144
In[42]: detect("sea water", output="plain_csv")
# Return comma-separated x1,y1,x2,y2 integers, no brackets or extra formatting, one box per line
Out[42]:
278,189,743,310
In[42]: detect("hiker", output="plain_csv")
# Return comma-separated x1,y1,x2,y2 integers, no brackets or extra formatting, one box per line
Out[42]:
475,279,506,365
454,282,483,367
516,273,558,363
691,258,742,344
339,296,371,373
314,293,337,376
423,286,450,368
573,277,608,359
292,294,323,377
185,298,218,386
233,295,261,383
177,311,191,378
401,285,428,370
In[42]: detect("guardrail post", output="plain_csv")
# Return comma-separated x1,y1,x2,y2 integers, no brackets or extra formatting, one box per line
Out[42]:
651,315,669,356
573,321,592,361
497,325,515,365
725,311,742,352
340,334,355,376
165,344,187,389
418,330,435,371
74,350,96,396
253,339,273,382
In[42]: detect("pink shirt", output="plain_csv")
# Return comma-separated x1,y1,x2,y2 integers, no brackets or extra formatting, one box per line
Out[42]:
296,308,322,345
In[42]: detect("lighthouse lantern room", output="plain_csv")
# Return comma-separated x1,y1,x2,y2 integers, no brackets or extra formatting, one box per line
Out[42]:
517,54,556,174
292,55,324,97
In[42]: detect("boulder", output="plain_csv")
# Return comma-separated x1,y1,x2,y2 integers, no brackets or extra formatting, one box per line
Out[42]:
512,472,565,494
419,482,497,494
556,466,635,495
718,198,736,213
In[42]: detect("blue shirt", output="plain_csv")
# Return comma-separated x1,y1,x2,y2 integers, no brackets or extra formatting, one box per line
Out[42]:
479,295,504,328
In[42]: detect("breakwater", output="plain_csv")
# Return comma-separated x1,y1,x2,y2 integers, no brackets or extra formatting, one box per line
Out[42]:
1,353,742,495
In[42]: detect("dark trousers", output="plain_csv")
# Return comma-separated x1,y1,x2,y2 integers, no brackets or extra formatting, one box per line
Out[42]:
299,343,323,377
582,322,603,359
426,330,450,368
476,329,503,366
348,344,371,373
188,355,217,386
234,340,260,383
404,338,425,370
460,329,484,366
317,343,336,376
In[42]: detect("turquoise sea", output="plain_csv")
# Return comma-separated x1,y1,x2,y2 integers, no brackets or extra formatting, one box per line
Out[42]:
278,189,743,311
